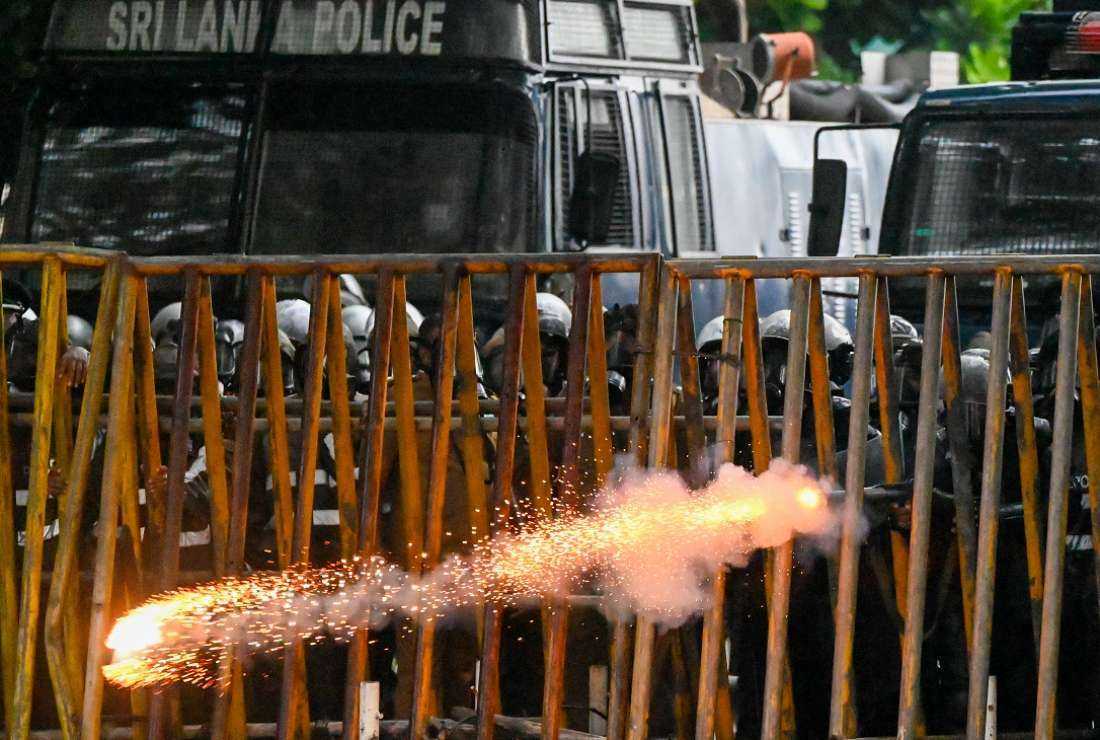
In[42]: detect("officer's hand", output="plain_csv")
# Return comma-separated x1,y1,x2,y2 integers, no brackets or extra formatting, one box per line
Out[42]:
57,346,90,387
47,466,66,499
147,465,169,502
889,501,912,531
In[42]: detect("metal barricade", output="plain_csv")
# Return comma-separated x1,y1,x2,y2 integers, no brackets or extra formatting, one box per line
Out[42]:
5,247,1100,740
659,255,1100,740
70,253,660,740
0,245,122,740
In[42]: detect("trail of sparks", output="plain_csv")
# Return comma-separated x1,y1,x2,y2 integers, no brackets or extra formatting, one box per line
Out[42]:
104,462,833,690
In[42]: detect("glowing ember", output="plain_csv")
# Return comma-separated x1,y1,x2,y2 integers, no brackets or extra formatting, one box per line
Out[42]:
103,461,834,690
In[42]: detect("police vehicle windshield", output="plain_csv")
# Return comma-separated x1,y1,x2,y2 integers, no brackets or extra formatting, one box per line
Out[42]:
888,115,1100,256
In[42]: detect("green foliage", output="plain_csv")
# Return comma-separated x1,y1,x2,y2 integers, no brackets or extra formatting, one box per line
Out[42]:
923,0,1045,82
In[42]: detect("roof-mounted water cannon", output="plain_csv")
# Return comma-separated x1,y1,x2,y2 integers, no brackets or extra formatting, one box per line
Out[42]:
702,32,816,117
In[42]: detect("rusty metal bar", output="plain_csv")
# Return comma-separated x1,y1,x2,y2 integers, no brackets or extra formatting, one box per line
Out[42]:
675,275,707,486
608,258,660,740
543,263,595,740
11,256,64,740
51,277,74,480
260,276,294,569
669,254,1100,279
133,280,166,563
80,269,138,740
0,270,15,727
760,273,811,740
587,275,614,488
872,279,912,634
828,272,878,738
325,273,360,559
521,276,552,519
1073,275,1100,621
278,271,332,739
964,269,1013,739
391,275,425,576
1035,269,1083,739
196,278,231,576
411,264,462,737
695,276,745,740
476,265,529,740
456,275,491,545
627,265,678,740
212,271,265,740
897,271,947,739
145,269,202,738
1007,275,1044,652
43,260,120,740
941,277,977,645
342,270,397,740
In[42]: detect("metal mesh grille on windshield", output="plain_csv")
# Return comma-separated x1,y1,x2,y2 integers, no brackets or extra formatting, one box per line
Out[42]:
32,90,246,256
899,117,1100,256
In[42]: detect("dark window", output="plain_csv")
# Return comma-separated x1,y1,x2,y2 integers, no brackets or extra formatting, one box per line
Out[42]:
251,83,536,255
32,86,247,255
896,117,1100,256
557,88,636,248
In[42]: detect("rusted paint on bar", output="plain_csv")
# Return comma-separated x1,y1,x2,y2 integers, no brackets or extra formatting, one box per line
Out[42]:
609,257,660,740
391,276,425,574
872,279,912,628
521,276,552,519
760,274,811,740
145,269,202,738
411,264,462,738
278,271,332,739
11,257,64,740
80,270,138,740
1073,275,1100,621
0,270,16,727
695,277,745,740
456,275,491,545
476,265,529,740
51,278,74,477
964,269,1013,739
897,272,947,740
941,278,977,646
212,271,265,740
325,273,359,559
43,260,120,739
587,275,614,487
543,263,595,740
133,281,166,563
1034,269,1083,739
675,275,707,486
342,270,397,740
627,266,678,740
260,276,294,569
828,273,877,738
1007,276,1044,652
196,278,232,576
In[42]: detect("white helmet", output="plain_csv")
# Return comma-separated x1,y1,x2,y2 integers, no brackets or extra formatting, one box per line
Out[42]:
536,293,572,341
151,302,183,345
342,304,375,356
276,299,312,347
363,302,423,340
697,316,726,351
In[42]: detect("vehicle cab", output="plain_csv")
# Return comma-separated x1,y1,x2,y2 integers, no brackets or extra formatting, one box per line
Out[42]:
2,0,714,265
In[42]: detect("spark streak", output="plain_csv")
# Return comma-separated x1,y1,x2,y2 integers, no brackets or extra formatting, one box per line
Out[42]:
104,461,833,690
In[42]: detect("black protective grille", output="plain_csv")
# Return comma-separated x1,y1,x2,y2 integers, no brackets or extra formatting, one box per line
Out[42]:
558,89,636,247
32,89,246,256
898,117,1100,256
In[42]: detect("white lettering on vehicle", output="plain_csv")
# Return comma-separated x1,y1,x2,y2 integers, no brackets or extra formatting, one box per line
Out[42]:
106,0,446,55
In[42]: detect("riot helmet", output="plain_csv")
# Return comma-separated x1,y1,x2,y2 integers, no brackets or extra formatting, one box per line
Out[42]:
697,315,728,404
215,319,246,392
759,309,855,401
894,338,924,408
151,303,188,394
890,314,920,350
537,292,572,394
343,304,375,394
67,315,94,351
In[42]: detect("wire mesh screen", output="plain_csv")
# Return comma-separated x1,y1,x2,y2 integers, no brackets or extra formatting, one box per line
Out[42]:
899,116,1100,256
664,96,712,252
32,89,246,256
